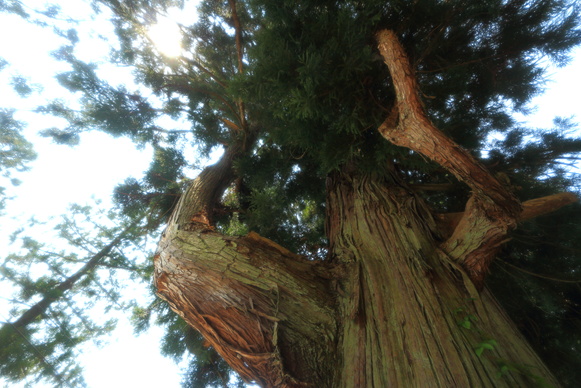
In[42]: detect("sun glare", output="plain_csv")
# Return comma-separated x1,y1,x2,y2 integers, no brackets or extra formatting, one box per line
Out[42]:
148,17,183,57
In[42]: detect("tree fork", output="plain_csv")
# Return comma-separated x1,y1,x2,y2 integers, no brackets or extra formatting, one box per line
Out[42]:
376,29,577,288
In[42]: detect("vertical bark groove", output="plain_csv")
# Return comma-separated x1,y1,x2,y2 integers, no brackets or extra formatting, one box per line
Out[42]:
326,168,560,387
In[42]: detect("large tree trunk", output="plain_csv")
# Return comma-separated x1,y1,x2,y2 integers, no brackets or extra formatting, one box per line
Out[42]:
326,167,559,387
153,30,572,387
154,163,562,387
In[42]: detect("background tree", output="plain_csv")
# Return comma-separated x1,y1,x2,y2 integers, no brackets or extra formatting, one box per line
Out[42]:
0,204,150,386
0,107,36,212
1,0,581,387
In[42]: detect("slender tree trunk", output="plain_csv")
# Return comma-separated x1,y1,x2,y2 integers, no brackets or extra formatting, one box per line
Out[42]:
2,221,137,331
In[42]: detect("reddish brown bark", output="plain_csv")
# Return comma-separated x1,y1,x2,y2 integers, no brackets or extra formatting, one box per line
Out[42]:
153,28,572,388
325,168,560,387
375,29,576,288
155,143,339,387
439,192,579,236
155,224,337,387
155,160,564,387
376,30,518,212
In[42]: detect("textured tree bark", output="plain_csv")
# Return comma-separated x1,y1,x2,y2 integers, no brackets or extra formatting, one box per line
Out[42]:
155,161,562,387
375,29,577,289
153,29,570,388
326,168,560,387
154,147,339,387
155,225,338,387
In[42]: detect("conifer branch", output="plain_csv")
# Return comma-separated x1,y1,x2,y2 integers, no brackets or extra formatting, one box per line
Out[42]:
158,80,242,124
376,29,579,289
184,58,228,89
3,221,138,330
499,259,581,284
0,317,72,387
376,29,518,212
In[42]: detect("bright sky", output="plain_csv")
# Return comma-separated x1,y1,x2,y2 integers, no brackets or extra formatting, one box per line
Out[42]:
0,1,192,387
0,1,580,387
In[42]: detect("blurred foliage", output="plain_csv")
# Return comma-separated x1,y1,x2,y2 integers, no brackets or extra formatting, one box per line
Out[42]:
0,203,152,386
0,108,36,212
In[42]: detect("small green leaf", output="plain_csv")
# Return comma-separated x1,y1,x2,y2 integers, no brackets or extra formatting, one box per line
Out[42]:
481,343,495,350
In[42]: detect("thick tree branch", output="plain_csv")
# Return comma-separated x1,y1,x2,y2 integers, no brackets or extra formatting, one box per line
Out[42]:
156,66,334,384
168,148,236,228
519,192,578,221
376,30,519,213
376,30,522,288
155,227,337,386
156,141,337,385
438,192,579,237
376,30,578,288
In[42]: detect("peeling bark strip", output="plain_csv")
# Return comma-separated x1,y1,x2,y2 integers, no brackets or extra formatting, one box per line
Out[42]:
155,143,338,387
376,29,522,288
155,223,337,387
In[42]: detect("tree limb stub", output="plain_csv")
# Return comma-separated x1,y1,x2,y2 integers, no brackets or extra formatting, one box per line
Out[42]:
438,192,579,236
376,29,523,288
519,192,578,221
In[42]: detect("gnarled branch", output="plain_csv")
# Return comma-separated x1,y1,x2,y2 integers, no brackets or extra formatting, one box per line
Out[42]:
156,141,337,386
376,29,569,288
438,192,578,236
